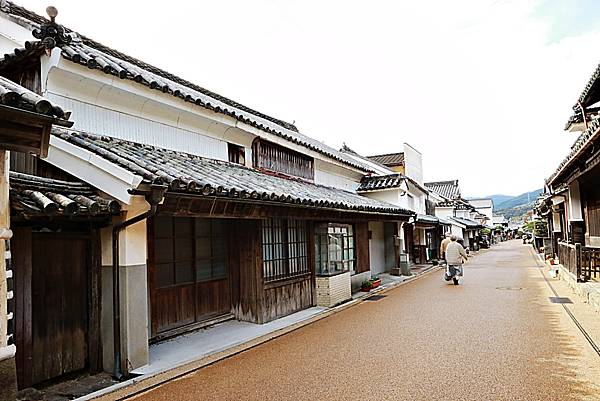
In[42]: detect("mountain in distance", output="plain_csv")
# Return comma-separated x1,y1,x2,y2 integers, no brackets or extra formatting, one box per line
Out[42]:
485,194,513,207
494,189,543,211
469,188,543,221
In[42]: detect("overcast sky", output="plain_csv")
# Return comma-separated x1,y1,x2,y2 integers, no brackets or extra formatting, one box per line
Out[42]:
15,0,600,196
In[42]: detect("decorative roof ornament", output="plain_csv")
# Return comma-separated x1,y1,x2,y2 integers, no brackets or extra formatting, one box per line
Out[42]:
32,6,71,53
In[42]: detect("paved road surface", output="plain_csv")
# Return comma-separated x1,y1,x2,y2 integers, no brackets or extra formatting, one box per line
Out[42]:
135,241,600,400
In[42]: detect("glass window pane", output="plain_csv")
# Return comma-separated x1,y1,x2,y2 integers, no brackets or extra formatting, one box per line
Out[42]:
196,258,212,281
196,238,211,259
175,238,193,261
175,261,194,284
155,238,174,263
156,262,174,288
213,259,227,278
213,238,227,259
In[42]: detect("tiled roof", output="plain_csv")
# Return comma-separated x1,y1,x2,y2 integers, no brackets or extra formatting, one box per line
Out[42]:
450,217,481,229
357,174,405,192
424,180,461,200
9,171,120,216
366,152,405,167
415,214,439,224
0,1,372,173
0,76,72,124
51,128,414,216
547,117,600,185
565,61,600,129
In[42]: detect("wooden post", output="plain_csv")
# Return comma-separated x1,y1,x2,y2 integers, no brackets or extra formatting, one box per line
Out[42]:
575,243,583,282
0,150,17,400
0,151,10,349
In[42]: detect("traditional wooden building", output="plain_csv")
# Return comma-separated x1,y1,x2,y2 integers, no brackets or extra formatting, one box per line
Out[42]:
545,59,600,282
0,1,414,386
425,180,484,250
0,50,73,397
344,145,450,265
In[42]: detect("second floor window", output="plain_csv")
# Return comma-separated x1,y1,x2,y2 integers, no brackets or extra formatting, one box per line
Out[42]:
252,139,314,180
228,143,245,165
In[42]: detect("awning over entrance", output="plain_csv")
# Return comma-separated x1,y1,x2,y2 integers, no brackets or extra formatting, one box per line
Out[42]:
50,128,414,218
450,216,482,229
9,171,120,218
414,214,444,229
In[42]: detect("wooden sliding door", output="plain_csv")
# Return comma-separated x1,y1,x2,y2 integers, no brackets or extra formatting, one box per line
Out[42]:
149,216,231,338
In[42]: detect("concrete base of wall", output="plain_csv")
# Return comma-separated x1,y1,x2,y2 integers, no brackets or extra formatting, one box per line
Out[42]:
315,272,351,307
102,264,150,375
0,354,17,401
351,271,371,293
557,264,600,314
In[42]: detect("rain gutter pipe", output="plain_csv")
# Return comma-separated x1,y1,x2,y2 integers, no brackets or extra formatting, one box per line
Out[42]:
113,184,167,380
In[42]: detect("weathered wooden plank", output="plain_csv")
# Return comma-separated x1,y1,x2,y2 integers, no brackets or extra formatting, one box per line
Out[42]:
355,221,370,273
12,227,32,389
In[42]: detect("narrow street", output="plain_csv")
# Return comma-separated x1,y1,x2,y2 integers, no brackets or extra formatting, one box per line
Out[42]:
133,240,600,401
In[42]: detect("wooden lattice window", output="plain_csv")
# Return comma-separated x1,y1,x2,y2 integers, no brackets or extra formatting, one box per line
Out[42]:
252,139,314,180
227,143,245,165
261,218,309,282
154,216,228,288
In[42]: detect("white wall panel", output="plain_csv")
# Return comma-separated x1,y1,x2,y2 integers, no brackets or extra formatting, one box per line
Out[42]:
47,94,228,160
369,221,386,275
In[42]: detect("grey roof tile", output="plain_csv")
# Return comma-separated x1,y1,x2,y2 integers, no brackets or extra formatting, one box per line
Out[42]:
10,171,120,216
450,216,481,228
547,117,600,185
366,152,405,167
51,128,413,216
357,174,406,192
424,180,461,200
0,76,71,123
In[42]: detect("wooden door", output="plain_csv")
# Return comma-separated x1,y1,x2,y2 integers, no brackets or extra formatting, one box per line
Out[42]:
31,233,89,384
149,216,231,337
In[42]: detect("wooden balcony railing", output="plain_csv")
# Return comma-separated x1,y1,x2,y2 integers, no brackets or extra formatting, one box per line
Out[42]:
557,241,600,282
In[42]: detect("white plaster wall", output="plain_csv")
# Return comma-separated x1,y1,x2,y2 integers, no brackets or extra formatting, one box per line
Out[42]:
407,188,426,215
435,207,454,219
364,190,407,209
403,143,423,186
553,212,562,233
451,225,464,239
369,221,386,275
45,92,230,161
568,180,583,221
415,228,427,246
45,63,367,176
314,159,362,191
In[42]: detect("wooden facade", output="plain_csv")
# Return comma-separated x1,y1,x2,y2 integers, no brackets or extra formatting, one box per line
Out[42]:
11,227,102,388
145,198,391,332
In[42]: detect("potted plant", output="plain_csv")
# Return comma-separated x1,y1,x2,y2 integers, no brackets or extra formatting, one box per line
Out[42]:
370,277,382,289
361,280,372,292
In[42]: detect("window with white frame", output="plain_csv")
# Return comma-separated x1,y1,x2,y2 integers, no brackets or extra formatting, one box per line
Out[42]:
315,224,355,276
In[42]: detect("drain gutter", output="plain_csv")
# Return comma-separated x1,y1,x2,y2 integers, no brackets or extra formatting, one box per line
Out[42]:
113,184,167,380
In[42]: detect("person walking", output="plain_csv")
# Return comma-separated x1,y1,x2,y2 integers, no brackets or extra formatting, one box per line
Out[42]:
440,233,452,263
445,235,468,285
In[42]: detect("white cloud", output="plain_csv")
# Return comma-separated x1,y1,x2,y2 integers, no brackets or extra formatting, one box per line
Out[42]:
15,0,600,196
